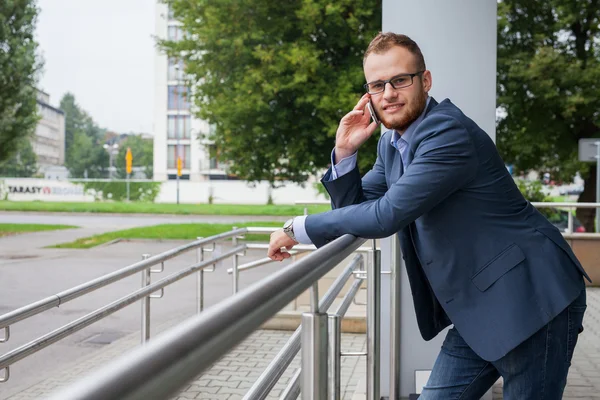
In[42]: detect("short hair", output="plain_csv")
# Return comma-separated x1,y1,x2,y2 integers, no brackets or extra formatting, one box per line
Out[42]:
363,32,426,71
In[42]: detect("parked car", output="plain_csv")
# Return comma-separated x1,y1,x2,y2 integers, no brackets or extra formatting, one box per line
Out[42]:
547,210,586,233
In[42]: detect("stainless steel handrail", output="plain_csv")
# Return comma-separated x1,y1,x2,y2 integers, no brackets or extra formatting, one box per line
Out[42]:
0,229,245,329
243,254,364,400
47,234,367,400
278,277,364,400
0,245,245,371
531,201,600,235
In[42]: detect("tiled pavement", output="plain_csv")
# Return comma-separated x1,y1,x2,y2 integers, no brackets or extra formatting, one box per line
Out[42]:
7,288,600,399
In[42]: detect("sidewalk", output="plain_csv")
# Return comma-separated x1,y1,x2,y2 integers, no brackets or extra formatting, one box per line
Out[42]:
7,325,366,400
6,289,600,400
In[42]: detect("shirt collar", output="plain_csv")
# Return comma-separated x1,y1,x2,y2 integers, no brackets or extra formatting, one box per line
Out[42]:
390,96,431,148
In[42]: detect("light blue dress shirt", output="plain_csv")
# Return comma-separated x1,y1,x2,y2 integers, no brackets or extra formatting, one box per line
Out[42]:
293,97,431,244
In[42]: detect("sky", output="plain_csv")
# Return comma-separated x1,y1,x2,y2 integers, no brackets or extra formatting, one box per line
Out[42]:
35,0,156,135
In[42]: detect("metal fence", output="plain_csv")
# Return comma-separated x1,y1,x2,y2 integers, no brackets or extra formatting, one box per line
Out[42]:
0,227,381,399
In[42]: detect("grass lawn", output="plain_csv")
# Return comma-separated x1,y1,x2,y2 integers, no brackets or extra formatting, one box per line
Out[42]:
0,201,330,216
50,221,282,249
0,223,78,237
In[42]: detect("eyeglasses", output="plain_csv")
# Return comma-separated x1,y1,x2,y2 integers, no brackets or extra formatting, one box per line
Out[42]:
364,71,425,95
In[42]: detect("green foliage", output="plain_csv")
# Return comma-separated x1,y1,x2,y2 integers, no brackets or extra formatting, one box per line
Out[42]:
515,179,558,219
60,93,108,178
67,131,108,178
79,181,162,202
114,135,154,179
515,179,550,203
160,0,382,184
0,0,42,163
0,138,37,177
51,221,284,249
0,199,332,215
313,181,330,200
497,2,600,199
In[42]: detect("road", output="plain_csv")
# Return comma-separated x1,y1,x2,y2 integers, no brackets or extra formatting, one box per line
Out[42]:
0,212,289,399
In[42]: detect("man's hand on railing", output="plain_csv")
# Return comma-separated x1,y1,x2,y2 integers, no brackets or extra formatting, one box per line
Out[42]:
267,229,298,261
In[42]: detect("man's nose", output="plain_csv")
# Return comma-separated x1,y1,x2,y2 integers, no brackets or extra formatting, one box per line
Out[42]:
382,82,398,100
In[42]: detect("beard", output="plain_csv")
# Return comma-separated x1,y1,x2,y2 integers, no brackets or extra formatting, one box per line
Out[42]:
384,89,428,132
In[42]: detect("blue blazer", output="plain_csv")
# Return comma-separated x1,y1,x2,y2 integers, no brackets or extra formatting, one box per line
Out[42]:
306,98,590,361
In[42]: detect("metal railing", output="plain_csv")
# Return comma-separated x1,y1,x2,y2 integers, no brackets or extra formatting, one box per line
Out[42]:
531,201,600,235
0,229,249,382
0,226,381,399
43,234,377,400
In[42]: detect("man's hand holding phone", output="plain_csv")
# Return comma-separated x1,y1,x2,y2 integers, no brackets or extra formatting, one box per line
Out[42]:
335,94,380,161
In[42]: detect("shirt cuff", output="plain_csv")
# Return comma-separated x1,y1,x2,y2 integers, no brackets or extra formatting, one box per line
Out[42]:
329,149,358,181
292,215,312,244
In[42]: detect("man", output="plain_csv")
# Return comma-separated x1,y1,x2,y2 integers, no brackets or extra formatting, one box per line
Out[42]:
268,32,590,399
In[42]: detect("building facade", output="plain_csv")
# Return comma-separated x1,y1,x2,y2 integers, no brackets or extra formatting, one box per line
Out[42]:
33,90,66,172
153,2,225,182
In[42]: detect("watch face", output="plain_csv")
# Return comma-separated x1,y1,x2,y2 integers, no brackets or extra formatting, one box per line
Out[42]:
284,219,293,230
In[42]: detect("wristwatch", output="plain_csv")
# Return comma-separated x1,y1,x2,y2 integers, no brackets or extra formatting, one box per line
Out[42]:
283,218,297,242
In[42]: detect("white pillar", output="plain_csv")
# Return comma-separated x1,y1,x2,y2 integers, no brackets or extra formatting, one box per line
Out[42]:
380,1,497,398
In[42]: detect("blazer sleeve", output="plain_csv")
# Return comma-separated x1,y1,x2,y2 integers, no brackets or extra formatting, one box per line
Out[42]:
321,133,389,209
306,114,478,247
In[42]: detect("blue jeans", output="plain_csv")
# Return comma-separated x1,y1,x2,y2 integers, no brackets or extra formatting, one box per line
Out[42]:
420,288,587,400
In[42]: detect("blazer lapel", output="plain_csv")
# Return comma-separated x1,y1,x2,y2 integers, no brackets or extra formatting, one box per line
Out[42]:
405,97,438,167
389,146,403,183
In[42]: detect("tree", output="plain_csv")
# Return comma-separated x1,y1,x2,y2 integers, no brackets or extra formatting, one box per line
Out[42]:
0,0,42,162
60,93,87,158
161,0,381,184
59,93,108,178
0,138,37,177
497,0,600,231
67,131,108,178
115,135,154,179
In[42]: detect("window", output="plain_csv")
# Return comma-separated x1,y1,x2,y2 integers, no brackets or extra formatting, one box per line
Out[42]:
167,26,184,41
168,7,175,20
168,58,185,81
167,115,191,139
168,85,190,110
208,144,218,169
167,145,191,169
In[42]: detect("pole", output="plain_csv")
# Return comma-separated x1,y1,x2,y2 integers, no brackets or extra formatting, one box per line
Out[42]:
140,254,151,344
367,239,380,400
175,64,181,205
594,141,600,232
390,235,401,399
126,173,130,202
109,151,113,180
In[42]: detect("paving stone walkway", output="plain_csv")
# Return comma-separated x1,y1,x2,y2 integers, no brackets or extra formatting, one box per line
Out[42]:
6,289,600,399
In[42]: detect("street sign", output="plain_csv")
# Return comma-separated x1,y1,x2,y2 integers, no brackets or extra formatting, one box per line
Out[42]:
177,157,182,177
125,147,133,174
578,138,600,162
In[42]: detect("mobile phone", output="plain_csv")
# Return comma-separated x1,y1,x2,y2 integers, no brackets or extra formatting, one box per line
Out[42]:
366,100,380,125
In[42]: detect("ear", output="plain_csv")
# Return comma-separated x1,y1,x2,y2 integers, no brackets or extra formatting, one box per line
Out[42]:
421,70,432,93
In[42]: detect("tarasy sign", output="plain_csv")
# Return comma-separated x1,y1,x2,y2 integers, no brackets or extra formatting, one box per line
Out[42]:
0,178,94,202
578,138,600,162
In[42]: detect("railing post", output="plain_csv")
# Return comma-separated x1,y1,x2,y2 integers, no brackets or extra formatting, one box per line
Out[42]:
328,314,341,400
140,253,151,344
367,240,381,400
390,235,401,399
567,208,574,234
232,227,239,293
301,311,328,400
196,237,204,313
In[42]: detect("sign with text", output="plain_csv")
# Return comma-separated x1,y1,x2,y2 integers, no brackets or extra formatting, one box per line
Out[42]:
578,138,600,162
0,178,95,202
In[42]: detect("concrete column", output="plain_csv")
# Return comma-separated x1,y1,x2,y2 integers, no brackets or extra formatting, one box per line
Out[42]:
380,1,497,398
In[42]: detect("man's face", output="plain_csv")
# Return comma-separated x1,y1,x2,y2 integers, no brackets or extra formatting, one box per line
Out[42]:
363,46,432,132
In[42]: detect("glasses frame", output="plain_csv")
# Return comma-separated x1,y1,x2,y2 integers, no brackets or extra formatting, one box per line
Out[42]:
364,71,425,95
